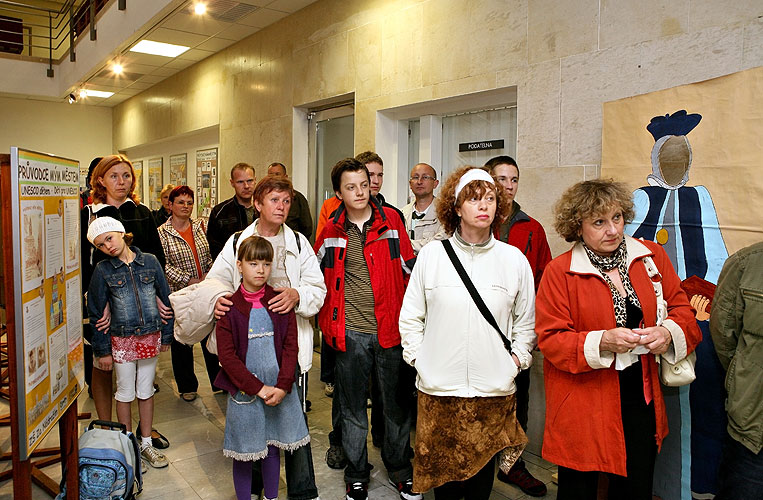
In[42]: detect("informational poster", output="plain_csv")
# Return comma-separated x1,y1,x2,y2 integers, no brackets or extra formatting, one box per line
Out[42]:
170,153,187,186
133,160,144,202
196,148,218,223
10,148,84,459
148,157,163,210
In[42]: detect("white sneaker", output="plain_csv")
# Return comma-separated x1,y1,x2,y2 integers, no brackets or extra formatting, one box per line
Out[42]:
141,444,168,468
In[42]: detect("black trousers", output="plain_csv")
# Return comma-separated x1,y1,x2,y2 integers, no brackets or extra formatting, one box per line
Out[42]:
434,456,496,500
170,337,220,393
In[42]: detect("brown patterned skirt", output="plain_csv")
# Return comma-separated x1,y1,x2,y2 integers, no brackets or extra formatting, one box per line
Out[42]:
413,391,528,492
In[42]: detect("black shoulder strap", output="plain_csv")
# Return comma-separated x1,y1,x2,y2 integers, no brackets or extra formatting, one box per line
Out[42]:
294,230,302,253
232,230,244,252
442,239,512,353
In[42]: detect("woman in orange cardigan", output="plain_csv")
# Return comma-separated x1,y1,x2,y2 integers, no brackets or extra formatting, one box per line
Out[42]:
535,179,701,500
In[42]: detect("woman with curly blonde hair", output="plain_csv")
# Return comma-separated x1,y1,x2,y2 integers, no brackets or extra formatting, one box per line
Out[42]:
536,179,701,500
399,166,537,499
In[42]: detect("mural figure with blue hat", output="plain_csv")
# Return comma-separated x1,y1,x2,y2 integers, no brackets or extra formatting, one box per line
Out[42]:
627,110,728,499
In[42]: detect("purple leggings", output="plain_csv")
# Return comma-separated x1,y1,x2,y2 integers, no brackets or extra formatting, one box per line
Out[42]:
233,445,280,500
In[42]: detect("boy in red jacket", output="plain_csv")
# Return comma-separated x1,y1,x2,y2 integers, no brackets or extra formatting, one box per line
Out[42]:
314,158,418,500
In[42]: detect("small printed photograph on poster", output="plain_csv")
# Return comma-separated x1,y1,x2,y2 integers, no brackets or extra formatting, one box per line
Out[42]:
148,158,163,210
133,160,144,202
49,273,64,331
63,199,79,273
196,148,218,223
49,326,68,401
45,210,64,279
170,153,187,186
21,200,44,293
23,296,47,392
65,276,82,352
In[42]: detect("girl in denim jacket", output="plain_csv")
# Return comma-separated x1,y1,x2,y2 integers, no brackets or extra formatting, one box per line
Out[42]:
87,216,174,469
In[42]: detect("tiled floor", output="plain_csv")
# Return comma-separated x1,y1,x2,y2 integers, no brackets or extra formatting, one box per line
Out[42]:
0,347,558,499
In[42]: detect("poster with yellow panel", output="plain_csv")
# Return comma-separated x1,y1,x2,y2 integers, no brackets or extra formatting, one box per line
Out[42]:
10,147,84,460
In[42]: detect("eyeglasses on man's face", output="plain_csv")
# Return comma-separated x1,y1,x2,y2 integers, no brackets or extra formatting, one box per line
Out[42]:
410,175,435,182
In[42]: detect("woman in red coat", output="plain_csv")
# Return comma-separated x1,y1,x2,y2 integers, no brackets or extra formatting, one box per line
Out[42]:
535,179,701,500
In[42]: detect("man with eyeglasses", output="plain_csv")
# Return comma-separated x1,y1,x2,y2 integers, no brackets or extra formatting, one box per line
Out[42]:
206,162,257,259
402,163,447,254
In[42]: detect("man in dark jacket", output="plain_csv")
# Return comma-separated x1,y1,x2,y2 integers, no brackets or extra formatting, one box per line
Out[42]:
206,163,256,259
266,162,313,239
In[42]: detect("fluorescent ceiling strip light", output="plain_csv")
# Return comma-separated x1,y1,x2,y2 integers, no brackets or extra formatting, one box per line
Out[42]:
81,89,114,98
130,40,190,58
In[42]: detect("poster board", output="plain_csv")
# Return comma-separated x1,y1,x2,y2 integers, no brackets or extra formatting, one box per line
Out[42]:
196,148,218,223
169,153,187,186
133,160,144,202
147,157,163,210
9,147,84,460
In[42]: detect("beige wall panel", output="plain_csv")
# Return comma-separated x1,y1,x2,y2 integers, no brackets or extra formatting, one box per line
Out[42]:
742,18,763,68
689,0,763,32
292,33,351,104
599,0,688,49
381,4,424,95
638,25,745,93
514,60,560,169
431,73,497,99
527,0,598,63
559,45,643,166
348,23,383,100
514,165,586,257
422,0,473,85
469,0,528,73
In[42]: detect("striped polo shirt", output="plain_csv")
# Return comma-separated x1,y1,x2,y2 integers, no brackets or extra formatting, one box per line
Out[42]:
343,215,377,334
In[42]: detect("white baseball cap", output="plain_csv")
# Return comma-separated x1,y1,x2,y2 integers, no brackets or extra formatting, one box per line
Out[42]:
87,216,125,245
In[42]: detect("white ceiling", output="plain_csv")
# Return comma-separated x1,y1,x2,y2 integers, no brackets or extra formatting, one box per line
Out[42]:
1,0,317,106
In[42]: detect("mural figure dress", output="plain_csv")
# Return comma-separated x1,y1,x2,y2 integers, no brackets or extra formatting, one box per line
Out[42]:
626,110,728,499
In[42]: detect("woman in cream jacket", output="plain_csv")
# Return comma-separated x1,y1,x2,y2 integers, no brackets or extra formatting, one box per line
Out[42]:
399,166,536,499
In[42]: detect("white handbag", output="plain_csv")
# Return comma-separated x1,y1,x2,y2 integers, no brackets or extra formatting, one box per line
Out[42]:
642,256,697,387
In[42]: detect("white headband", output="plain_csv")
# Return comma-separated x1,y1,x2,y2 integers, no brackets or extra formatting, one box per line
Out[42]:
454,168,495,202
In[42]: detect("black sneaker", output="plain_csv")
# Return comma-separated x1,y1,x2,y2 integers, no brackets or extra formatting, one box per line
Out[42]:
346,482,368,500
389,478,422,500
496,461,547,497
325,443,347,469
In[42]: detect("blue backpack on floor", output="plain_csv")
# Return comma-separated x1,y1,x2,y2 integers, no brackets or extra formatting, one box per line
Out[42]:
57,420,143,500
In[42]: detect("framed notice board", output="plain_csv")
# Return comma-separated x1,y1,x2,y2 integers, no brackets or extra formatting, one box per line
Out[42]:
8,147,85,459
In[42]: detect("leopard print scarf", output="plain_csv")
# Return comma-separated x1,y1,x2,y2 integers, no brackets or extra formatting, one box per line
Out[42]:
582,239,641,327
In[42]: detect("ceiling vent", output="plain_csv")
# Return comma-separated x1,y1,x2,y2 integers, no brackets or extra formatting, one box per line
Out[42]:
206,1,258,23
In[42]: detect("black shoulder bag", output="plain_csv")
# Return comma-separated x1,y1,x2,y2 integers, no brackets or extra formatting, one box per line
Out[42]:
441,239,513,354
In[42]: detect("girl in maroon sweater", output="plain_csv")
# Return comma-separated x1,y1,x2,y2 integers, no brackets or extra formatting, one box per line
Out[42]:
214,236,309,500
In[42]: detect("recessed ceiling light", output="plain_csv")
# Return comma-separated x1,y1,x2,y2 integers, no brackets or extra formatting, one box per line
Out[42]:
130,40,190,58
80,89,115,98
194,2,206,15
112,63,123,74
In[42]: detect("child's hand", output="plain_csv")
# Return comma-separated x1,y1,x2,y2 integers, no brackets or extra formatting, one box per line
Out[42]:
257,385,273,400
96,355,113,371
160,344,170,352
265,388,286,406
95,302,111,333
157,298,173,324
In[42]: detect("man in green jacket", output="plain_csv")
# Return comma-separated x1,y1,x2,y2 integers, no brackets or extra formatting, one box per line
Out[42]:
709,241,763,500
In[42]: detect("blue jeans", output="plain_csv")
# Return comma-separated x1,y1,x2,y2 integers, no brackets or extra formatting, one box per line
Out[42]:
335,330,413,484
715,431,763,500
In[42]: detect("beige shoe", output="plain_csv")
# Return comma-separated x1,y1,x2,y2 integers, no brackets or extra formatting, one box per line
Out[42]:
141,444,168,468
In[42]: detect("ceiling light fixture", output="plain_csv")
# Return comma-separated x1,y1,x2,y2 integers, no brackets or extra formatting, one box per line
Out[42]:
80,89,115,98
112,63,123,74
194,2,207,15
130,40,190,58
67,93,77,104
